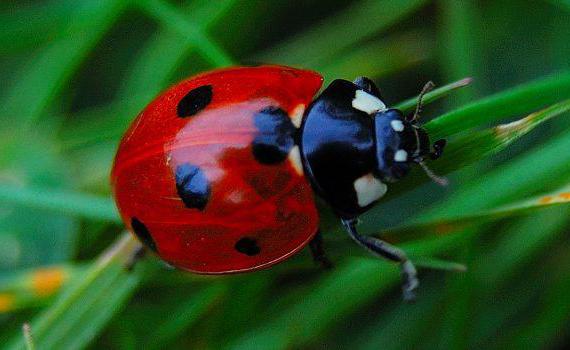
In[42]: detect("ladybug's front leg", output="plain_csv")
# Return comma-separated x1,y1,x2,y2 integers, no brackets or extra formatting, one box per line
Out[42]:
308,230,333,269
342,218,418,302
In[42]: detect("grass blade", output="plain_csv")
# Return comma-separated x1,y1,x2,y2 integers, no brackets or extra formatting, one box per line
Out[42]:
413,257,467,272
317,31,432,84
384,183,570,242
383,99,570,201
477,207,570,286
0,0,127,130
6,234,144,350
226,234,463,349
421,131,570,221
0,265,81,313
136,0,235,67
256,0,428,66
432,99,570,175
490,248,570,349
0,184,119,223
146,284,226,349
394,77,473,112
426,71,570,139
437,0,481,106
119,0,237,100
0,0,91,54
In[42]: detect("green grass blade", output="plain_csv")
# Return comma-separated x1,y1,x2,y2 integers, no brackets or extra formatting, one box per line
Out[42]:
53,272,141,350
59,99,150,150
332,284,444,350
0,0,127,130
6,234,144,350
146,284,226,349
437,0,481,106
394,77,473,112
491,249,570,349
0,184,119,223
384,99,570,200
226,235,463,349
120,0,236,99
384,183,570,242
470,256,557,347
413,257,467,272
317,31,432,83
256,0,428,66
0,265,82,313
425,71,570,139
0,0,90,54
421,131,570,220
434,99,570,176
136,0,235,67
477,207,570,286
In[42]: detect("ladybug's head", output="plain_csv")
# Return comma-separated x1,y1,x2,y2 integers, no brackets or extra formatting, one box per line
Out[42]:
373,108,447,185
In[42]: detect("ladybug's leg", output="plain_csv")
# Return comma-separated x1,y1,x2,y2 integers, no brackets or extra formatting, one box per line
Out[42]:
124,244,146,271
342,218,418,301
353,77,382,99
309,230,333,269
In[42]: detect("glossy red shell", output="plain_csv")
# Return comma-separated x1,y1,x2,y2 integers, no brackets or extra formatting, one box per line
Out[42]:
111,66,324,273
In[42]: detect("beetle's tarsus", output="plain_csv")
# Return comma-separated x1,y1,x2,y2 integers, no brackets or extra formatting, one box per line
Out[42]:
401,260,419,302
342,218,419,301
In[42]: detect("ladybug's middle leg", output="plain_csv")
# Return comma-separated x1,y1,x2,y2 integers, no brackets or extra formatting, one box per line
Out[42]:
342,218,418,302
309,230,333,269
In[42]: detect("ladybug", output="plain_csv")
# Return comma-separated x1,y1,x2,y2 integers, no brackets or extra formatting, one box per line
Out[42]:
111,65,447,300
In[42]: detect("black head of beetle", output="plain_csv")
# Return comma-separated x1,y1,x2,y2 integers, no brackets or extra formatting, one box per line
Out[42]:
373,108,446,183
300,77,446,218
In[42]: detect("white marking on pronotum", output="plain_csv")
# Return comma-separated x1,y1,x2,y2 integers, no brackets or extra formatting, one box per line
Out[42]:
394,149,408,162
288,145,304,175
391,120,404,132
352,90,387,114
353,173,388,207
290,104,305,128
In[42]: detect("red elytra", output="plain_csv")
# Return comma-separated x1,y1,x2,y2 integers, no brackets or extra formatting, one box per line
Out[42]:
111,66,324,273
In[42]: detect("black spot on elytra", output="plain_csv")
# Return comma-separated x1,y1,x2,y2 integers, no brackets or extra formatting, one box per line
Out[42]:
131,217,157,253
177,85,212,118
252,106,296,164
234,237,261,256
175,163,211,210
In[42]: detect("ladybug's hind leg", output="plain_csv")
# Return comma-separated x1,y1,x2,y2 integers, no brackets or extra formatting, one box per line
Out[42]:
342,218,418,302
309,230,333,269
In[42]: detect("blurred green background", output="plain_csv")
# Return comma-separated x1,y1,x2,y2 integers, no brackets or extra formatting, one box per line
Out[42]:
1,0,570,349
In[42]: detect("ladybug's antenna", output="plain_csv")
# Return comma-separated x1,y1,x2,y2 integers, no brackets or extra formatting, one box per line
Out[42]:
418,161,448,186
410,81,435,122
